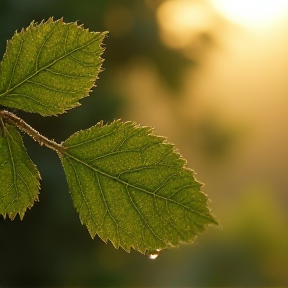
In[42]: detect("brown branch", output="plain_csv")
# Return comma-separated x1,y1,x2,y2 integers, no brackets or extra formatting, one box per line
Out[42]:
0,110,65,154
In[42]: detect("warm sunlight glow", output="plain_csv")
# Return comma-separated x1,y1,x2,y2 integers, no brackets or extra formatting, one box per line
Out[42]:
157,0,214,49
210,0,288,27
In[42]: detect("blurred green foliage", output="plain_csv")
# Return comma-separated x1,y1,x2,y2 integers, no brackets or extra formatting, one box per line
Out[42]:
0,0,288,287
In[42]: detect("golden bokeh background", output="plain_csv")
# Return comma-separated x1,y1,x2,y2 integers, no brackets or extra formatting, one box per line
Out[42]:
0,0,287,286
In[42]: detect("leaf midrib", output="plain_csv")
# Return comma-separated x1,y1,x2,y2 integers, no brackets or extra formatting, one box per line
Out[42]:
0,32,102,98
5,128,19,204
63,151,212,221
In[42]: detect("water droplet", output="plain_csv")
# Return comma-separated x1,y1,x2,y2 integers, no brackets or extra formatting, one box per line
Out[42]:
148,253,158,260
148,249,161,260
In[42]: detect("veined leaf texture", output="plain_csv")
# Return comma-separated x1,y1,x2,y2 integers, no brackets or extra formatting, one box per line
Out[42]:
62,121,217,253
0,124,40,219
0,18,217,255
0,18,106,116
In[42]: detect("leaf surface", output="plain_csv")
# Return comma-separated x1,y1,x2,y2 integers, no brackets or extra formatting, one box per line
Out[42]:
0,18,107,116
61,121,217,254
0,123,40,219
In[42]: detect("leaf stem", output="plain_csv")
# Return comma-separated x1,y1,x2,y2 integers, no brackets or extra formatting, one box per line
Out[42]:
0,110,65,154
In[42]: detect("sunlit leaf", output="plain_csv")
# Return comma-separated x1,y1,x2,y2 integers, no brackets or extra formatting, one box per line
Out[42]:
0,123,40,219
61,121,217,254
0,18,107,116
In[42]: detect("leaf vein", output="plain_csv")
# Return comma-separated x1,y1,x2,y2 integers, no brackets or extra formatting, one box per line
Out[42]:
7,38,24,91
126,186,166,244
17,172,34,202
66,129,116,149
6,93,54,110
117,164,174,179
0,32,102,98
154,173,179,194
35,23,58,71
168,185,191,199
68,54,97,67
88,144,153,163
96,172,132,245
44,68,94,79
26,80,78,94
65,157,97,227
64,152,212,221
6,129,19,204
115,129,142,151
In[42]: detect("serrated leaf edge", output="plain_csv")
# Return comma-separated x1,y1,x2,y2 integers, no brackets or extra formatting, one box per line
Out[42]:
0,17,108,115
0,123,41,220
61,119,218,254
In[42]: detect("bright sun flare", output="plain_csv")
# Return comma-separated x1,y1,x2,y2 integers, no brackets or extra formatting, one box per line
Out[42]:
210,0,288,27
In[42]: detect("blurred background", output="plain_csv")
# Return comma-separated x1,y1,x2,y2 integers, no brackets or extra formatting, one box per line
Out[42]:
1,0,288,286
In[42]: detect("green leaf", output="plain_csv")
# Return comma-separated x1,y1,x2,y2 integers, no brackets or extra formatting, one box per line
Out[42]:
0,18,107,116
0,123,40,219
60,121,217,254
